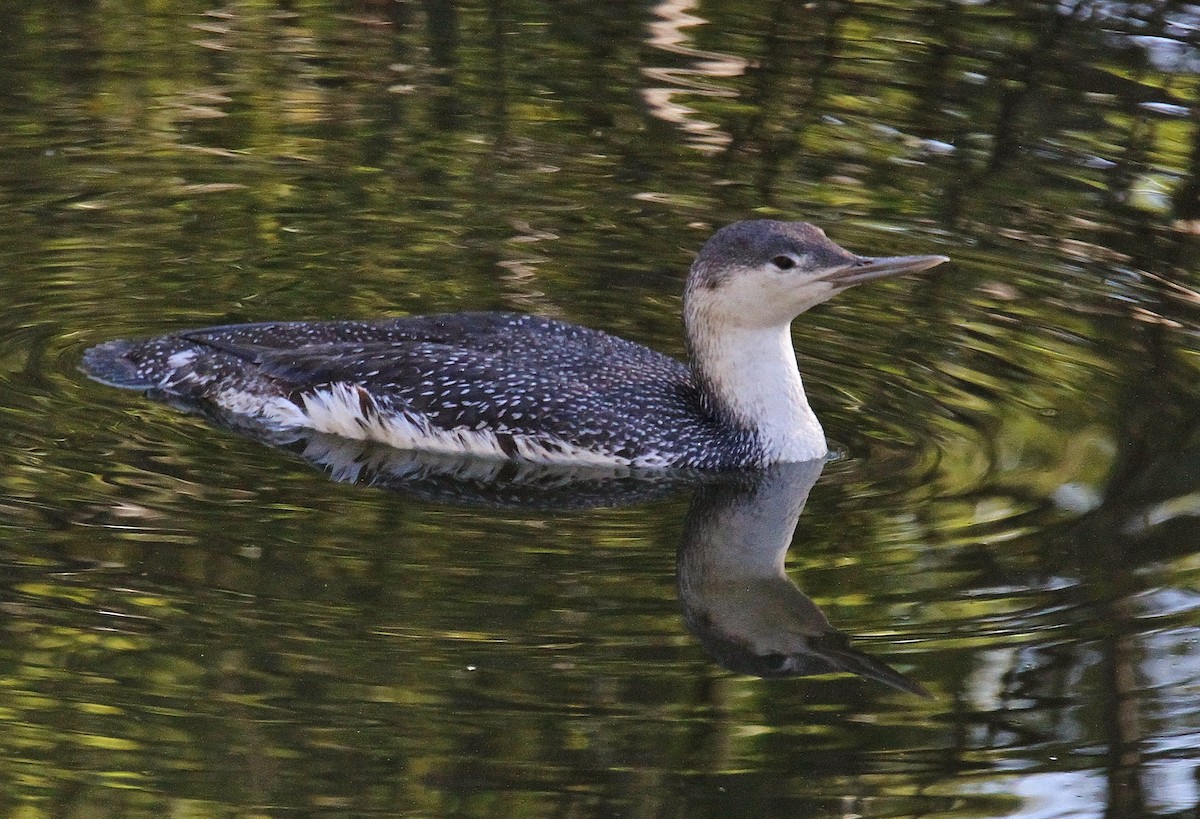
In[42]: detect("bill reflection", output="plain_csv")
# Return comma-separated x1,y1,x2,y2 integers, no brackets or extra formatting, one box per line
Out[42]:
269,431,927,695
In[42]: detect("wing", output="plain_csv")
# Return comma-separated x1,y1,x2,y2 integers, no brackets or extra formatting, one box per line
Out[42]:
181,321,703,460
85,311,721,465
178,312,669,361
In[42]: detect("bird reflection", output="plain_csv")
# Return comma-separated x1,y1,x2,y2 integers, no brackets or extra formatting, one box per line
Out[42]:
678,461,929,696
255,430,927,694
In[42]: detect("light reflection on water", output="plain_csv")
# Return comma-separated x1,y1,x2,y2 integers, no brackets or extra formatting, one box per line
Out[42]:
1,0,1200,816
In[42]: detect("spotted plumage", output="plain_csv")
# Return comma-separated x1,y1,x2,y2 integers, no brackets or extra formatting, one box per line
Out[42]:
84,313,759,469
82,221,948,470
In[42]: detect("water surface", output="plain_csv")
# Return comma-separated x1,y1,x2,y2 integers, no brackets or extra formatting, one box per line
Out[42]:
2,1,1200,816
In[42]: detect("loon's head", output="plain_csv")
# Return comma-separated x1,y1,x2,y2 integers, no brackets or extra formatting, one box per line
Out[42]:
685,220,949,330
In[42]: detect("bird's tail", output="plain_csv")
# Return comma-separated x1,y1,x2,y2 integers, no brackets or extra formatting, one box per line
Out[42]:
80,340,157,390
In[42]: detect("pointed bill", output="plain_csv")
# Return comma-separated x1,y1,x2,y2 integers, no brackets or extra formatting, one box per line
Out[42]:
819,254,950,287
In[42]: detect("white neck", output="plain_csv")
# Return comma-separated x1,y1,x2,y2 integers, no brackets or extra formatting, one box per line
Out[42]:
687,318,828,463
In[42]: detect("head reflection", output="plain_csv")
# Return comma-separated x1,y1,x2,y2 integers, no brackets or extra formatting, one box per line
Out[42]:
202,429,930,695
677,461,929,696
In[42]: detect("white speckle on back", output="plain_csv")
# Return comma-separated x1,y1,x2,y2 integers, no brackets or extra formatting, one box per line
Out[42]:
167,350,198,369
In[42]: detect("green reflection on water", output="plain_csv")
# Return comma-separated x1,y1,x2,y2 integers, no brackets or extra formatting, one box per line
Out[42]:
2,0,1200,816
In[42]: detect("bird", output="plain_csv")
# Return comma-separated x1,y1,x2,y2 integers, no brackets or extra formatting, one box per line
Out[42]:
81,220,948,470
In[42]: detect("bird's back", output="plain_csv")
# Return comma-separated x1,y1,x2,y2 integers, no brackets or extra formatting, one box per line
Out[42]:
82,312,760,469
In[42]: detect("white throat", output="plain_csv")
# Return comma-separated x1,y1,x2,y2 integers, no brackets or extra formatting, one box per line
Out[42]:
688,319,827,463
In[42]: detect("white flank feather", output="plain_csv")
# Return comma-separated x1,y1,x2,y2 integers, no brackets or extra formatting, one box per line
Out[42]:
258,382,640,467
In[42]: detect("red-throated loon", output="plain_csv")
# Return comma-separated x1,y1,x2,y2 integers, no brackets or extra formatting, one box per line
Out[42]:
81,220,948,469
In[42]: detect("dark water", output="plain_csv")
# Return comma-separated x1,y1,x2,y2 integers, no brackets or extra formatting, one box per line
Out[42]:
3,1,1200,816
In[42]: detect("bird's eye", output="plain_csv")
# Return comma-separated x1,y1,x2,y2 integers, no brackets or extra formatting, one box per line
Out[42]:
771,255,797,270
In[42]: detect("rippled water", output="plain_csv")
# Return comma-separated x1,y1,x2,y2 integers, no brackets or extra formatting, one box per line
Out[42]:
3,1,1200,816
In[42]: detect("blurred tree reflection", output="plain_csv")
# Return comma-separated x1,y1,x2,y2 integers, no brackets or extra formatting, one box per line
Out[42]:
1,0,1200,815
